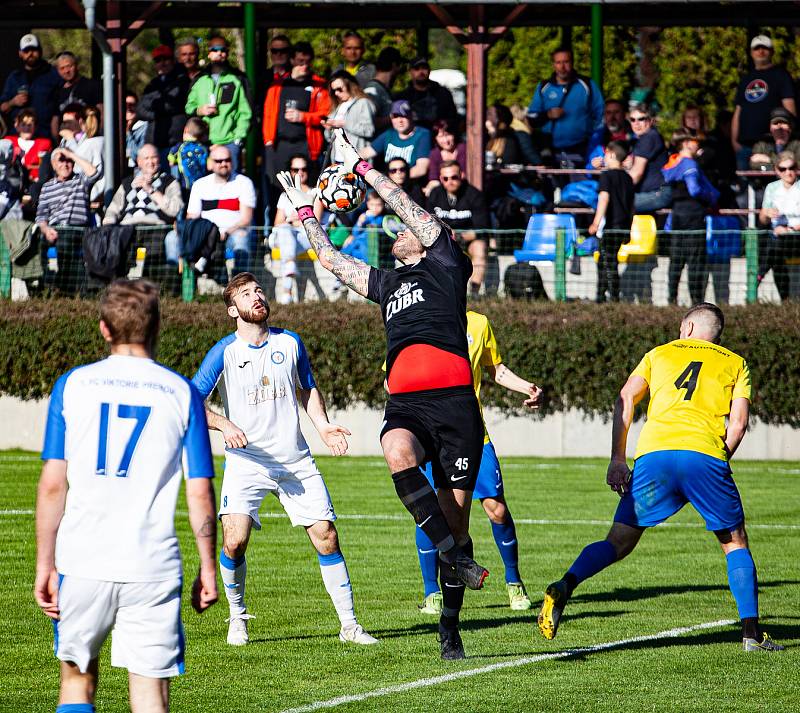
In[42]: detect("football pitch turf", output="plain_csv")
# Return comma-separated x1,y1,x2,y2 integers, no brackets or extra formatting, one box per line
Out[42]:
2,450,798,712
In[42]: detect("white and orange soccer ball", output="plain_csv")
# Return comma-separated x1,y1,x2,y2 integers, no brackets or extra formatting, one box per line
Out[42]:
316,164,366,213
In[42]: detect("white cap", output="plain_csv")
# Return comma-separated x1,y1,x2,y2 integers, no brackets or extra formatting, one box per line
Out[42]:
750,35,773,50
19,33,40,51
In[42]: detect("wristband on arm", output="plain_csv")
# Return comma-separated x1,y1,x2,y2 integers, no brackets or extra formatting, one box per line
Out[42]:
354,160,373,177
297,205,315,222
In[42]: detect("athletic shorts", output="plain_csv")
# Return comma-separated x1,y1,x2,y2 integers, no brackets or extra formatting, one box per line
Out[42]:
219,450,336,529
423,441,503,500
614,450,744,531
54,575,184,678
381,385,484,491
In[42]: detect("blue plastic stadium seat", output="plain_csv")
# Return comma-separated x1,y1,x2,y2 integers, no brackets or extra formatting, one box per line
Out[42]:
706,216,742,264
514,214,577,262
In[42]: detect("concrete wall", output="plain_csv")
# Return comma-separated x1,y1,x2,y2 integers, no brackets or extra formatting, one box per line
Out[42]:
5,396,797,461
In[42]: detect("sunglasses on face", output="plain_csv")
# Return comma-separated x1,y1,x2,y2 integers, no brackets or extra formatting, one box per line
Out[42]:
270,47,289,54
441,175,461,182
331,86,346,94
777,164,797,172
289,166,308,173
388,167,407,174
630,116,650,123
211,157,231,164
209,46,228,53
18,122,34,129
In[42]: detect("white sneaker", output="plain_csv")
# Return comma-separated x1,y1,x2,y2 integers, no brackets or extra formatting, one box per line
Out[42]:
339,623,379,645
226,613,256,646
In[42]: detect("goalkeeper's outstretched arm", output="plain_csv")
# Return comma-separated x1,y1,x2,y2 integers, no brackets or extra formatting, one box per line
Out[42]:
276,171,372,298
334,129,443,248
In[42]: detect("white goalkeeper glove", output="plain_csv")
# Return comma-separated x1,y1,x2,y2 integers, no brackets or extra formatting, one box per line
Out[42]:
276,171,317,222
333,128,373,177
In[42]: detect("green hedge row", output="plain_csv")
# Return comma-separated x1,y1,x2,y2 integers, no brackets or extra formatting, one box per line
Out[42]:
1,299,798,426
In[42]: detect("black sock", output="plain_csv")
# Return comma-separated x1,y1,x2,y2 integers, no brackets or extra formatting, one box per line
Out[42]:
742,617,760,640
563,572,578,597
391,468,455,555
439,537,473,628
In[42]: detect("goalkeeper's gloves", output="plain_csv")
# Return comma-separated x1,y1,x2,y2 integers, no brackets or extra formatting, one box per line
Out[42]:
276,171,316,222
334,128,373,177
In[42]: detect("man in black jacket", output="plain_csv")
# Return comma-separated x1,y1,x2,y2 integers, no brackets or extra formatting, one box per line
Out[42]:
137,45,190,171
426,161,489,296
395,57,457,131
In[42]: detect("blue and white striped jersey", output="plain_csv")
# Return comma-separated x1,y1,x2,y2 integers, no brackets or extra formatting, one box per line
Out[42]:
193,328,317,467
42,355,214,582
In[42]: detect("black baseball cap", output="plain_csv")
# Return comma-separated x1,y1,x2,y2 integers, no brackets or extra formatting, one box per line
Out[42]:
410,57,430,69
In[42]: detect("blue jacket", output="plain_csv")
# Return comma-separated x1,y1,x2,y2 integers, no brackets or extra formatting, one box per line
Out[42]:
661,154,719,207
1,62,62,138
527,73,604,151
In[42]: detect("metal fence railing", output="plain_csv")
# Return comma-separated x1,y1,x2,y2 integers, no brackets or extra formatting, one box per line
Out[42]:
1,221,799,305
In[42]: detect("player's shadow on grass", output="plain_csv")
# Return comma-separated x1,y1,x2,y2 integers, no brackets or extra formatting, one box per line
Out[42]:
571,579,799,606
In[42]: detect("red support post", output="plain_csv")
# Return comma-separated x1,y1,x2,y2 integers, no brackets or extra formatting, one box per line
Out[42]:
465,41,486,191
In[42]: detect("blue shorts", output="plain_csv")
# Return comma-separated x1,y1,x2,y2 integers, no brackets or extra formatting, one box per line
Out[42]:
614,450,744,531
423,441,503,500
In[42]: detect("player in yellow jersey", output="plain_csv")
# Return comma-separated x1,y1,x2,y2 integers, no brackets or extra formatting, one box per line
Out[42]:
415,311,543,614
537,303,783,652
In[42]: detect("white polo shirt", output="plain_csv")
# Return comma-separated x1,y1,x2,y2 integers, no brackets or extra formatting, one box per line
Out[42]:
187,172,256,232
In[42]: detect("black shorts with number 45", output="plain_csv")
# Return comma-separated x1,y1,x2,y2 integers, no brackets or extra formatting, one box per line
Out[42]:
380,385,484,491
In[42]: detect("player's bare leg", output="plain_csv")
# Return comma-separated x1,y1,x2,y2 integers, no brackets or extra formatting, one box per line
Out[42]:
59,659,98,707
481,496,532,610
716,523,783,651
128,673,168,713
305,520,378,644
539,522,643,640
220,514,255,645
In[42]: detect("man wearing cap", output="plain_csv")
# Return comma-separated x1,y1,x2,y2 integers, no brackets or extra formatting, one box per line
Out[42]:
0,33,61,140
750,107,800,170
333,31,375,88
363,100,431,179
364,48,405,134
732,35,796,169
138,45,191,170
395,57,458,131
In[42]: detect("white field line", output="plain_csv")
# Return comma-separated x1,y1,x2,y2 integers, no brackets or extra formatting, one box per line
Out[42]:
278,619,736,713
1,509,799,531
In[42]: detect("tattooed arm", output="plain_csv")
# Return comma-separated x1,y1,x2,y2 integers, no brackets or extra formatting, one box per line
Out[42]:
334,129,443,247
276,170,373,297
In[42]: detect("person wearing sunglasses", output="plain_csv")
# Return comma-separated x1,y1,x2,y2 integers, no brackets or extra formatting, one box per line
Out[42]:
265,34,292,89
186,35,252,174
323,71,375,163
662,133,719,305
138,45,190,172
185,144,256,277
757,150,800,301
628,104,672,212
0,33,61,140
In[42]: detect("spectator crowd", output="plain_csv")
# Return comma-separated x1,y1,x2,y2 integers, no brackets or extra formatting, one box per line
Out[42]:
1,30,799,302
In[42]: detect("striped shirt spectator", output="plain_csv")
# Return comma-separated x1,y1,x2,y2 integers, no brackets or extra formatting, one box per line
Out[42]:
36,147,98,241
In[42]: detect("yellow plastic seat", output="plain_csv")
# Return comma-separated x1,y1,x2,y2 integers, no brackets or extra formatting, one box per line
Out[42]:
618,215,657,263
271,248,317,261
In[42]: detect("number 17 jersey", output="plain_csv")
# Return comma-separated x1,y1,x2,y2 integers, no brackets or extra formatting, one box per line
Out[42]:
632,338,751,462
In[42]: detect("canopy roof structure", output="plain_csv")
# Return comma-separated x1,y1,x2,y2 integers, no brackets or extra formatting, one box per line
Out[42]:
3,0,797,193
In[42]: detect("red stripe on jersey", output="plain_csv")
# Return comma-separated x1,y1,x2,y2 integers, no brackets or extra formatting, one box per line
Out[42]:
387,344,471,394
200,198,241,212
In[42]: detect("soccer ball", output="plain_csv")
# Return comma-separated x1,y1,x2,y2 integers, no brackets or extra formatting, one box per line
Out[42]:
316,164,366,213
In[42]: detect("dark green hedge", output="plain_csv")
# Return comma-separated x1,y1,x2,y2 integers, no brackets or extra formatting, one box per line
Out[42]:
1,299,798,426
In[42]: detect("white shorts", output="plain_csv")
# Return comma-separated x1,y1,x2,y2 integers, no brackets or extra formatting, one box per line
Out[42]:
219,451,336,529
54,575,184,678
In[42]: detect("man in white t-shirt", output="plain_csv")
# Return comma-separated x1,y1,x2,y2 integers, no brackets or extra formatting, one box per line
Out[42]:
187,143,256,275
35,279,218,713
192,272,378,647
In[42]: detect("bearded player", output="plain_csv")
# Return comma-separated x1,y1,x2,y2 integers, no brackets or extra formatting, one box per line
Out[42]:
192,272,377,647
278,129,489,660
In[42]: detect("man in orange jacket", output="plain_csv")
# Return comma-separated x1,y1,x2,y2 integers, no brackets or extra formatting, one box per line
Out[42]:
262,41,330,215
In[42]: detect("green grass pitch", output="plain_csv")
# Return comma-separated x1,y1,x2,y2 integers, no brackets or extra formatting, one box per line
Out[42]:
1,451,798,712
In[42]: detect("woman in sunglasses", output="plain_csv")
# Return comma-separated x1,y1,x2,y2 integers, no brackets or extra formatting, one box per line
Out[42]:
628,104,672,212
757,150,800,301
323,71,375,163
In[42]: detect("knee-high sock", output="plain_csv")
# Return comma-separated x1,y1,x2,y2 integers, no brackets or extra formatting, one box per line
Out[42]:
440,537,473,629
726,548,758,620
392,468,456,559
318,551,357,630
219,550,247,616
56,706,95,713
416,527,440,597
491,518,521,584
566,541,617,590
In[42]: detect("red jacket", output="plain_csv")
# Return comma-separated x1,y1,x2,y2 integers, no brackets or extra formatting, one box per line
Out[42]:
262,73,330,160
7,135,52,181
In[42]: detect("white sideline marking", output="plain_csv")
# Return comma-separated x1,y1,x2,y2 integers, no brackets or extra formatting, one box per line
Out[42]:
1,509,799,531
278,619,736,713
